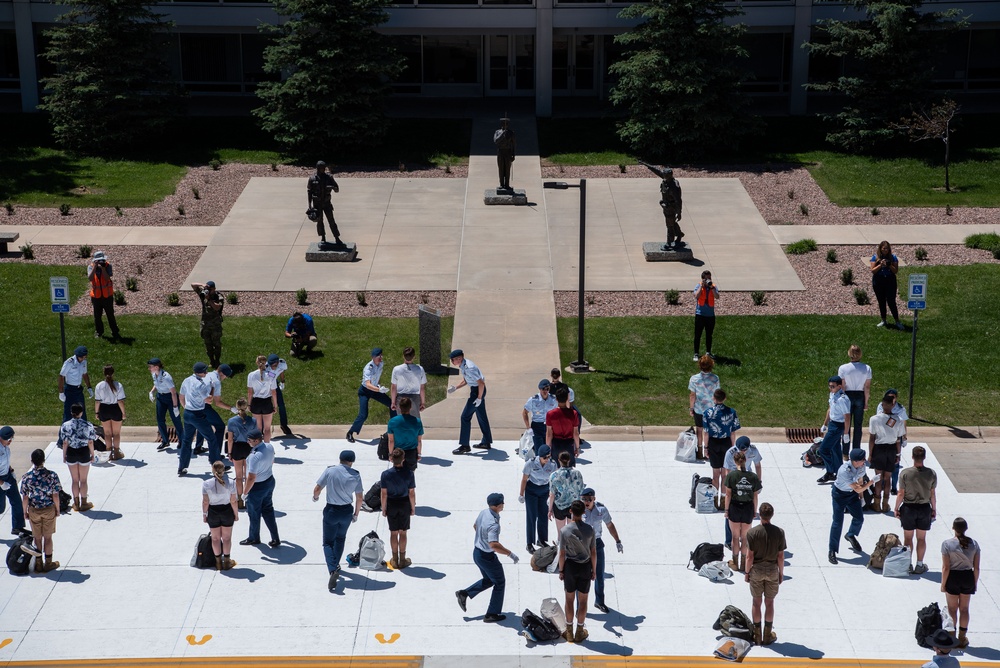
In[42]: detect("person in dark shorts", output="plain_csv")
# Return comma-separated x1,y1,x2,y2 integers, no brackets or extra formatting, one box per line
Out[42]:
202,460,238,570
247,355,278,442
702,388,741,509
867,394,905,512
558,500,597,644
548,451,585,534
940,517,980,649
380,448,416,569
546,387,580,466
59,403,96,511
724,450,761,573
94,364,126,461
226,398,255,508
387,397,423,471
894,445,937,574
745,502,785,646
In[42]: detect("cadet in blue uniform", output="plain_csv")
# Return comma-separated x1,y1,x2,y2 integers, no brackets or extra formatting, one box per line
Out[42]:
518,444,556,553
347,348,394,443
449,350,493,454
581,487,623,614
522,379,557,450
818,375,852,484
455,493,519,623
0,426,30,537
148,358,183,452
313,449,363,591
57,346,92,423
240,429,280,548
178,362,216,476
828,448,876,564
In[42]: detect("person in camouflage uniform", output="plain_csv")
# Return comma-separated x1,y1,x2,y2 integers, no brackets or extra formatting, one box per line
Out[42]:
192,281,225,368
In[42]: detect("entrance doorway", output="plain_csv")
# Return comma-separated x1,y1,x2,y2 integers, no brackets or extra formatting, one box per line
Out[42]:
552,34,596,96
487,35,534,96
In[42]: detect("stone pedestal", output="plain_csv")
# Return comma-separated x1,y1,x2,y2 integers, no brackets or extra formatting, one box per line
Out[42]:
305,241,357,262
643,241,694,262
418,305,444,374
484,188,527,205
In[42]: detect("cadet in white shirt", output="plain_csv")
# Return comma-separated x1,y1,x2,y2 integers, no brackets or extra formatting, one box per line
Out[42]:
837,344,872,452
266,353,292,436
202,460,238,571
93,364,125,461
178,362,215,476
868,394,905,512
247,355,278,442
391,347,427,420
347,348,394,442
57,346,93,423
148,358,183,452
877,388,909,494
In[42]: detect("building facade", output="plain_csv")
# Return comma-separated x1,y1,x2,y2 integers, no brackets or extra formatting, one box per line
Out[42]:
3,0,999,115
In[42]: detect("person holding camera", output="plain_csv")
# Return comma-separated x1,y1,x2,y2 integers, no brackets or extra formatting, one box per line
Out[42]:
307,161,341,246
693,270,719,362
870,240,903,330
285,312,318,358
192,281,225,368
88,250,120,341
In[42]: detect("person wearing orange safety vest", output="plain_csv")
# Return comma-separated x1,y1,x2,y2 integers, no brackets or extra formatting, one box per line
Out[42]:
87,250,120,340
693,270,718,362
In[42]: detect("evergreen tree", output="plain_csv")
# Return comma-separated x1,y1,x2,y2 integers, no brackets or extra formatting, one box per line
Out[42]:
254,0,402,158
804,0,964,152
609,0,754,160
40,0,179,155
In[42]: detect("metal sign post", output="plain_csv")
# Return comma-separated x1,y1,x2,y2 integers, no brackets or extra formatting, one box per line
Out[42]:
50,276,70,360
906,274,928,417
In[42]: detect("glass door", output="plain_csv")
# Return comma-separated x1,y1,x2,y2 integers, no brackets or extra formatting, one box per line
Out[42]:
486,35,534,96
552,35,597,96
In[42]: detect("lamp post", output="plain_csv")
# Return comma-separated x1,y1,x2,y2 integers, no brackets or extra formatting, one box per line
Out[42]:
543,179,590,373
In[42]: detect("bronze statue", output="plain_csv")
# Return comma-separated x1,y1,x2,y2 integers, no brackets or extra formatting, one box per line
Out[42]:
307,160,341,246
494,117,516,191
641,162,684,249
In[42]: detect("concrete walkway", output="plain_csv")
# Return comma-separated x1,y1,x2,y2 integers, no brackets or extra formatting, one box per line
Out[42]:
769,223,1000,245
0,225,215,246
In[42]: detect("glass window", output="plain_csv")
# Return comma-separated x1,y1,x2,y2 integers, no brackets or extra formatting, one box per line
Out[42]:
968,29,1000,88
241,34,275,90
422,36,479,84
180,34,242,92
390,35,422,93
0,30,19,89
742,33,791,93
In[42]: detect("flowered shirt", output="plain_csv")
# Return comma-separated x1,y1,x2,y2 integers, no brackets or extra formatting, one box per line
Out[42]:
59,417,96,449
703,403,741,439
688,372,720,415
549,468,585,510
21,467,62,509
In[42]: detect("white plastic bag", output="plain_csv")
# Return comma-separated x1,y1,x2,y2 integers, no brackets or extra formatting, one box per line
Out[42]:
714,637,751,662
699,560,733,582
882,546,911,578
675,428,698,463
540,597,567,632
695,482,716,514
941,603,955,633
519,429,534,461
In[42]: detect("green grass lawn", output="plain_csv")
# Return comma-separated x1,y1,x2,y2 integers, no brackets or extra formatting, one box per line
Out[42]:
558,264,999,428
2,263,452,426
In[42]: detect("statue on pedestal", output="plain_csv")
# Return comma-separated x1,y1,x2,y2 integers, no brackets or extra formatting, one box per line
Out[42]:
641,162,684,250
494,116,516,192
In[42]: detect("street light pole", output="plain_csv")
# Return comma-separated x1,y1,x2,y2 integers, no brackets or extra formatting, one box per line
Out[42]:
543,179,590,372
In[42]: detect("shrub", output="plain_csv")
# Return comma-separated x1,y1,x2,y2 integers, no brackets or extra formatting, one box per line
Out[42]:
586,295,595,306
444,164,451,174
841,268,853,286
59,203,71,216
209,159,222,171
751,290,767,306
20,243,34,259
787,189,794,200
167,292,180,307
420,293,429,304
115,206,123,217
113,290,126,306
177,204,186,216
125,276,138,291
192,187,200,200
785,238,818,255
356,291,367,307
915,247,928,261
945,204,953,216
871,207,880,216
853,287,870,305
965,233,1000,252
270,163,278,172
4,202,13,215
664,289,680,305
226,291,239,305
826,249,838,263
799,203,809,216
296,287,309,306
78,244,92,258
619,164,627,174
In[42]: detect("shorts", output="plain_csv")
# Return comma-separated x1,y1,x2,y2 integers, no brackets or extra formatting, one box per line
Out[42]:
562,557,592,594
386,497,412,531
708,437,730,469
98,403,123,422
207,503,235,528
693,413,704,429
944,569,977,596
552,504,572,521
65,447,92,465
749,561,780,599
871,443,898,472
899,503,932,531
229,441,251,461
250,397,274,415
27,505,57,534
402,448,418,471
727,500,754,525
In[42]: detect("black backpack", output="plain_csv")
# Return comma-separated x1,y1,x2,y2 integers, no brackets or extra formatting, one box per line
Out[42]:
521,609,561,642
59,490,73,514
802,441,824,468
377,433,390,461
6,536,35,576
689,473,712,509
915,602,943,648
689,542,725,570
713,605,755,642
363,481,382,511
193,534,216,569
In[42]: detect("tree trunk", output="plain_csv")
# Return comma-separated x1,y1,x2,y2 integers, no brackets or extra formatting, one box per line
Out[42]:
944,127,951,193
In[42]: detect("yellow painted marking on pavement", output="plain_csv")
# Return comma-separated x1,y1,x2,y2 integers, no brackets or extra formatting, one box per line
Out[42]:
185,634,212,645
0,638,12,649
3,656,422,667
375,633,401,644
573,657,999,668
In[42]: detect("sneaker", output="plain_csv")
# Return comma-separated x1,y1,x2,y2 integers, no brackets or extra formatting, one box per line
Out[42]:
156,442,170,451
845,534,862,552
346,431,355,443
594,602,609,613
912,563,928,575
16,528,32,538
574,626,589,643
223,465,232,473
455,590,468,612
877,320,887,328
895,321,904,330
707,352,715,360
20,542,41,558
178,468,188,477
472,442,491,450
483,613,506,623
693,354,700,362
452,445,471,455
526,544,536,554
328,568,340,591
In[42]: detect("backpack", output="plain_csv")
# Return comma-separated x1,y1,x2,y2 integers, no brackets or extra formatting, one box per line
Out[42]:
675,428,698,463
520,609,562,643
192,534,216,569
351,530,386,570
689,473,713,509
530,544,558,572
915,602,943,648
801,439,824,468
377,433,390,461
6,536,37,576
868,533,901,570
362,482,382,512
713,605,755,642
59,490,73,514
699,560,733,583
688,542,725,570
882,546,912,578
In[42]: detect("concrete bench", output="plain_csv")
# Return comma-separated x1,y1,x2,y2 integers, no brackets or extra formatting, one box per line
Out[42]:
0,231,19,253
